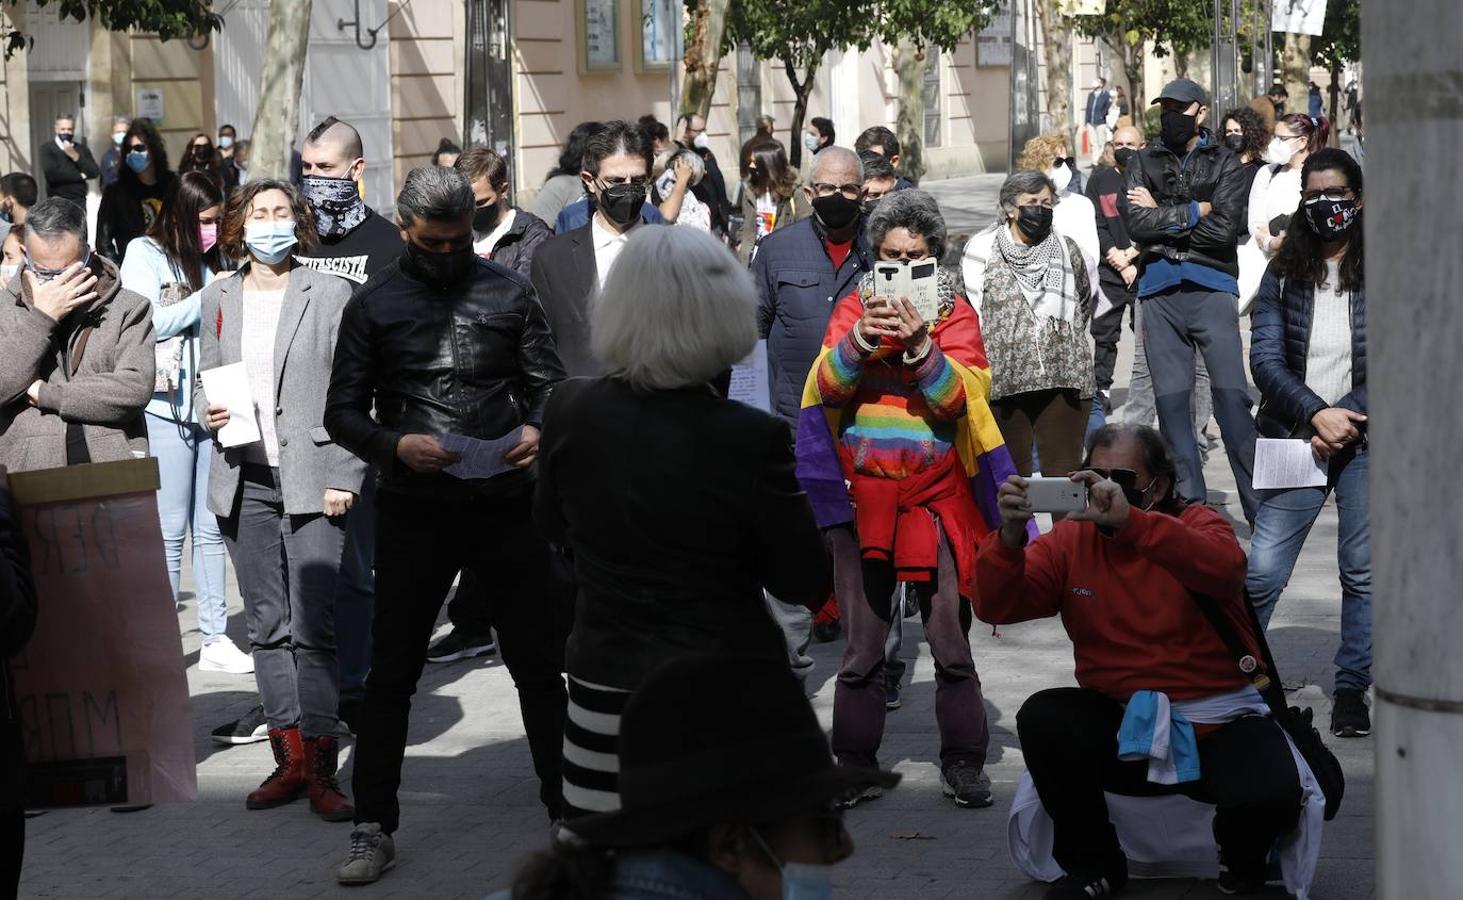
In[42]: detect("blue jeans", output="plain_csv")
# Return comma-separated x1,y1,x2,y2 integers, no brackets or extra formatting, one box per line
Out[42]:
335,469,377,702
147,412,228,642
1246,445,1372,692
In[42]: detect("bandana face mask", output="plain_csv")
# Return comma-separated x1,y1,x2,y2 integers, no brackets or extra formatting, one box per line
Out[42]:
301,174,368,238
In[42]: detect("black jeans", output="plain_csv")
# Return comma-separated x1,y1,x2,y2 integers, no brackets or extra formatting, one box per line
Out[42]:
351,489,569,833
446,570,496,636
1016,687,1302,881
1090,293,1131,395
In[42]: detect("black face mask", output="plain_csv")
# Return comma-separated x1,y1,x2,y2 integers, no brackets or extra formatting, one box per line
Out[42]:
1303,197,1360,241
1015,205,1054,244
1113,147,1138,171
403,241,477,288
1159,110,1198,151
1223,133,1247,153
812,193,861,231
597,182,647,228
194,146,213,162
473,203,502,234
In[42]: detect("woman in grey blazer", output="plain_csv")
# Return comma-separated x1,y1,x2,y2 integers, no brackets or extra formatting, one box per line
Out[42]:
195,179,366,822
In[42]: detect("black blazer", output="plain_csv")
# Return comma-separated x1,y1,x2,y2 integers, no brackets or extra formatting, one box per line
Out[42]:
528,225,599,377
534,377,831,689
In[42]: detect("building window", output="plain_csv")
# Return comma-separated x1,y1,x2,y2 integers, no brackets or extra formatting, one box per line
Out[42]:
636,0,677,72
579,0,621,73
923,46,942,148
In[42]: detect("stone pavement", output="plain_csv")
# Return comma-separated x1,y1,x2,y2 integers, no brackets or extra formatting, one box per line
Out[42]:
18,175,1374,898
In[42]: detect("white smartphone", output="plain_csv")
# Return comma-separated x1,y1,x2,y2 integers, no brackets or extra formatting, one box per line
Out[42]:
872,260,941,324
1025,476,1088,514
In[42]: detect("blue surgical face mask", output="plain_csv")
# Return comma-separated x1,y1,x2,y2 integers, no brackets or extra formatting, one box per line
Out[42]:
803,133,821,154
125,150,149,173
244,220,298,264
748,827,836,900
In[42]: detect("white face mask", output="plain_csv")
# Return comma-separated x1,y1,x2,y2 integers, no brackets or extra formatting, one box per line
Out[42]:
804,133,821,154
0,263,19,286
1265,136,1296,166
218,136,235,149
692,132,710,151
1046,163,1073,193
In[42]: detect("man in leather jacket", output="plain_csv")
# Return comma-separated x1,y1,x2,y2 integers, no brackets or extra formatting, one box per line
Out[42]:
1124,78,1259,524
325,166,569,885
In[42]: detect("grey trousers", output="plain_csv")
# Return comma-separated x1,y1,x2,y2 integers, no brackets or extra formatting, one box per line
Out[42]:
1117,299,1212,442
1140,287,1259,522
765,591,814,682
219,465,347,737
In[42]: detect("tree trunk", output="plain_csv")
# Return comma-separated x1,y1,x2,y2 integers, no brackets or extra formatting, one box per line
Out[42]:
1035,0,1073,136
891,38,926,185
249,0,312,181
679,0,730,119
1281,31,1311,113
785,59,818,170
1363,0,1463,894
1327,60,1342,141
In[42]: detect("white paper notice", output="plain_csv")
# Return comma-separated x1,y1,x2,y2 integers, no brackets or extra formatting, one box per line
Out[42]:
728,339,771,413
440,427,524,480
1253,438,1328,490
198,363,261,448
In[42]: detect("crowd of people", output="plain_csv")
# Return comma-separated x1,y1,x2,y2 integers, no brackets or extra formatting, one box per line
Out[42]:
0,73,1369,900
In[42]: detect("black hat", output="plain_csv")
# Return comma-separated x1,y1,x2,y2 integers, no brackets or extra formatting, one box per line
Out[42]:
1151,78,1208,108
567,655,900,848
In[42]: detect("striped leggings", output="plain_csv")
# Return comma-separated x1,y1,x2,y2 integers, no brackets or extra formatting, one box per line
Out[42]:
561,675,632,818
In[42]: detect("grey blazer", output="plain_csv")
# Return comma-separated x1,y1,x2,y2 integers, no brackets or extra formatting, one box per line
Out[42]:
194,264,367,517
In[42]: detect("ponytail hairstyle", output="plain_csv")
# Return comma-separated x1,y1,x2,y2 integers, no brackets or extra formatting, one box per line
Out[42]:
1272,147,1363,292
1278,112,1330,155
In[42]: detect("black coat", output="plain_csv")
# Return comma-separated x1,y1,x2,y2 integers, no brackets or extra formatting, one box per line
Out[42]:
534,377,831,688
96,172,176,263
529,225,601,377
1248,264,1367,429
38,140,100,205
325,255,566,500
490,208,553,277
1124,131,1247,278
1,478,37,813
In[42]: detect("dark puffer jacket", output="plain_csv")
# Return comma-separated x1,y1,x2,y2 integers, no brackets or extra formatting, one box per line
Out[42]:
1248,264,1367,429
1125,130,1247,277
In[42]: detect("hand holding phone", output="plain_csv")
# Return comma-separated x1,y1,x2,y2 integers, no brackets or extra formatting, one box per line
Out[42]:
1024,476,1089,514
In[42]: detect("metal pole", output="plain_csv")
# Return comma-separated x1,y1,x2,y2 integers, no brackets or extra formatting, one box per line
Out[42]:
1364,0,1463,895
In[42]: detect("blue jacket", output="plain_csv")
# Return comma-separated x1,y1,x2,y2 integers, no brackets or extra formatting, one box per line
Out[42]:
1249,264,1367,428
750,216,873,426
486,850,749,900
555,197,665,233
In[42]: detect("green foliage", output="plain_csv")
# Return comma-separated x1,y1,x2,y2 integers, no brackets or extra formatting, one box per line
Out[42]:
3,0,220,58
1311,0,1360,68
875,0,999,53
1072,0,1216,60
723,0,878,77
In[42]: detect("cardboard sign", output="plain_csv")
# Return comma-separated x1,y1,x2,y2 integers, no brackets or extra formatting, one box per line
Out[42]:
8,458,196,807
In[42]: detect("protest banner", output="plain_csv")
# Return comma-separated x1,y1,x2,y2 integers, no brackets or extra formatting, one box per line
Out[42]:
8,458,196,807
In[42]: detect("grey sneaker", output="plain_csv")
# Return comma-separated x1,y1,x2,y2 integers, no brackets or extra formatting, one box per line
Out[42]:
941,761,994,808
337,822,396,885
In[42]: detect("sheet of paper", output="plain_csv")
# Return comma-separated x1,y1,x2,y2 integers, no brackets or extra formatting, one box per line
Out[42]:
198,362,261,448
440,427,524,480
1253,438,1328,490
728,339,771,413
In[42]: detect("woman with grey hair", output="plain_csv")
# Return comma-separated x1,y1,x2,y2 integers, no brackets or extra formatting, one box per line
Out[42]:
534,226,832,818
960,169,1095,485
651,147,709,231
803,188,1005,811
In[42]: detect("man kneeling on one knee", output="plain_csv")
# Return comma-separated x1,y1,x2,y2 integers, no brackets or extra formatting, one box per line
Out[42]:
973,423,1302,899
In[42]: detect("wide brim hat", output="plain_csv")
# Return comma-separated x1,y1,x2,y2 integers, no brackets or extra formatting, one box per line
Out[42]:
566,655,900,848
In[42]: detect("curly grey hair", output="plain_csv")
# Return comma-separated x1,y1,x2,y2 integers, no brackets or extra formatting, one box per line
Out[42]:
997,169,1059,223
865,188,947,260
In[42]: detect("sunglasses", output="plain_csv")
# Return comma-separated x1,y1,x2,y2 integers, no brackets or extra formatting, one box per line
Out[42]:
1086,466,1139,489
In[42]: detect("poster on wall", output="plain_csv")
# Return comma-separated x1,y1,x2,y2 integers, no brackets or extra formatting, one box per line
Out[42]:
8,459,196,808
136,88,164,124
1271,0,1328,35
582,0,620,71
639,0,677,70
978,10,1013,67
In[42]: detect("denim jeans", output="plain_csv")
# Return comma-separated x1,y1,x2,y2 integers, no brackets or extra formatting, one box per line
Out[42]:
1246,445,1372,692
146,412,229,642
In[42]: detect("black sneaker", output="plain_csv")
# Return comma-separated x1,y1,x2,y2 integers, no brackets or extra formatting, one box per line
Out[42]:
1044,869,1127,899
885,682,902,711
811,621,843,644
1331,688,1371,737
210,704,269,745
941,760,994,808
425,630,498,663
1216,866,1266,894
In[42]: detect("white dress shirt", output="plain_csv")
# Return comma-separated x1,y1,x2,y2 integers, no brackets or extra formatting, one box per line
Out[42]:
591,214,638,289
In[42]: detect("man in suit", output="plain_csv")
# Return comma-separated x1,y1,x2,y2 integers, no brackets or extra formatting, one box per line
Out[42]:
531,120,658,377
37,115,100,208
1084,78,1113,165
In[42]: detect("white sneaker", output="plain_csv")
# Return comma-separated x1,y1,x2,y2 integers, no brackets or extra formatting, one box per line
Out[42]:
199,638,255,674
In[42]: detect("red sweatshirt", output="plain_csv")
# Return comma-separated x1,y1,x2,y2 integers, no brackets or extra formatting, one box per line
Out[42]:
973,503,1261,702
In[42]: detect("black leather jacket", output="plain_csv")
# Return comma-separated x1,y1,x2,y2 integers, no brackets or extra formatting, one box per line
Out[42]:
1124,130,1246,277
325,255,566,499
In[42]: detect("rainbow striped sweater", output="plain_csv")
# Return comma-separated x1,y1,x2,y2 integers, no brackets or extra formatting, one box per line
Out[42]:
815,332,967,481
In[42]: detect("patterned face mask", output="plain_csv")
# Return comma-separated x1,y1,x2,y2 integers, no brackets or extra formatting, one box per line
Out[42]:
301,174,367,238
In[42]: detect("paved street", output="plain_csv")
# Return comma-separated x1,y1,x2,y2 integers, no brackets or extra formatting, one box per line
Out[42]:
18,175,1374,898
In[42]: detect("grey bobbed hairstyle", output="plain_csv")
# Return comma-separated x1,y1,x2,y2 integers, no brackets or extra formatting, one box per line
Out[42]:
997,169,1059,223
591,227,758,391
866,189,947,260
396,165,474,227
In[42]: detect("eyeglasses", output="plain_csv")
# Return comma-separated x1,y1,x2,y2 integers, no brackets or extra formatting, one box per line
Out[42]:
811,182,863,201
25,248,93,284
879,250,930,262
598,175,649,187
1302,188,1355,203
